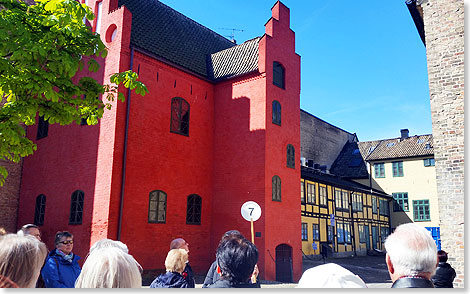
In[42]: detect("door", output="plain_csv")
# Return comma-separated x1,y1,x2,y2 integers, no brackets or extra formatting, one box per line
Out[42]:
372,226,378,249
275,244,293,282
364,225,370,250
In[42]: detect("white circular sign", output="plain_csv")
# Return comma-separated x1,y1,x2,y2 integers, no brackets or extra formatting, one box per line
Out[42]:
241,201,262,222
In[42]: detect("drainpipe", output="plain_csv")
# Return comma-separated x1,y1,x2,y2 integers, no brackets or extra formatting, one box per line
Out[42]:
117,46,134,241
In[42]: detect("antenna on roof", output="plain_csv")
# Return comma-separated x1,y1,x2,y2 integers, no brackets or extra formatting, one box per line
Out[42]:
218,28,245,44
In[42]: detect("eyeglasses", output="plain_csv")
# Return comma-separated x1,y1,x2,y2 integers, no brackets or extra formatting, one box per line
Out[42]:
60,240,74,245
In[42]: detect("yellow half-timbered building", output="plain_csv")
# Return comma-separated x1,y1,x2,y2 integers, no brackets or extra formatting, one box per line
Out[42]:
301,167,392,258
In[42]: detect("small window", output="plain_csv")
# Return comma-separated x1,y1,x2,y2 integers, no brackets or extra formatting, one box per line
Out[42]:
170,97,190,136
392,192,409,212
300,181,305,204
392,161,404,177
337,222,344,243
312,224,320,241
273,61,285,89
34,194,46,226
372,196,377,213
381,227,390,243
148,190,167,223
37,115,49,140
424,158,435,167
286,144,295,168
69,190,84,225
413,200,430,221
417,138,425,144
368,146,376,154
386,142,395,147
186,194,201,225
272,100,281,125
272,175,281,202
327,225,334,243
335,189,342,209
425,143,432,149
306,182,315,204
374,163,385,178
301,223,308,241
319,186,327,206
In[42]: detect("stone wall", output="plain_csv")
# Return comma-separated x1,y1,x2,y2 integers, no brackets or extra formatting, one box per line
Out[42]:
421,0,464,288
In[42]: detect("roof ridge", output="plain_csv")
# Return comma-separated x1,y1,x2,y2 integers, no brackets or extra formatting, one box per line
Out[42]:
211,36,261,56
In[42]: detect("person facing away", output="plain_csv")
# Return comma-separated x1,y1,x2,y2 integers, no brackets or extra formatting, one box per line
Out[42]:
207,235,259,288
89,238,129,254
150,249,189,288
384,223,437,288
0,234,47,288
297,263,367,288
431,250,456,288
75,246,142,288
203,230,260,288
17,224,46,287
169,238,195,287
41,231,81,288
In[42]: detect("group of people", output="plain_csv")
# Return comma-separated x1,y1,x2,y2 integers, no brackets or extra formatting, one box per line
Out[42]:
0,222,457,288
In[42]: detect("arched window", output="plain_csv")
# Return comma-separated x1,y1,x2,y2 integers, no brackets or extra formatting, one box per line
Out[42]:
148,190,167,223
287,144,295,168
170,97,190,136
69,190,84,225
273,61,285,89
186,194,201,225
272,100,281,125
272,175,281,202
34,194,46,225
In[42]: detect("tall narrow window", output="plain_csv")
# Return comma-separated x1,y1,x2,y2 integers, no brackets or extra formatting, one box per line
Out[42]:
300,181,305,204
34,194,46,225
286,144,295,168
319,186,328,206
301,223,308,241
312,224,320,241
327,225,334,242
148,190,167,223
37,115,49,139
379,199,389,216
95,1,103,33
273,61,285,89
337,222,344,243
335,189,342,209
170,97,190,136
342,191,349,209
272,100,281,125
372,196,377,213
306,182,315,204
186,194,201,225
69,190,84,224
374,163,385,178
392,161,404,177
272,175,281,202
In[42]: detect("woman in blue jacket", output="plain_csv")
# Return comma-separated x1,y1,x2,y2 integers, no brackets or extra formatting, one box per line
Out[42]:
41,231,81,288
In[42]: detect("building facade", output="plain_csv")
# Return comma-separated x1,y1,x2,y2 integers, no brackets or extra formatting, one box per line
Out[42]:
15,0,302,282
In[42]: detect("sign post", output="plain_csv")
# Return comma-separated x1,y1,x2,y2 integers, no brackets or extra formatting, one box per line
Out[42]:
241,201,262,244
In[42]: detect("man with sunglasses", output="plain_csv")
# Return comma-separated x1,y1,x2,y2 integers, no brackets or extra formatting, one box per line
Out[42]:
41,231,81,288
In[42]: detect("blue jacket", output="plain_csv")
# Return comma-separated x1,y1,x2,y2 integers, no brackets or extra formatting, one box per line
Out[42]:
41,249,81,288
149,271,188,288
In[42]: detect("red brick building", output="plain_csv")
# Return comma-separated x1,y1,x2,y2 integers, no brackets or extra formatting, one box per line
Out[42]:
16,0,301,282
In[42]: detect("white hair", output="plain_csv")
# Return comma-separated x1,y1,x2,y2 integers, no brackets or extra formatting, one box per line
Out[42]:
0,234,47,288
75,247,142,288
89,238,129,254
297,263,367,288
384,223,437,276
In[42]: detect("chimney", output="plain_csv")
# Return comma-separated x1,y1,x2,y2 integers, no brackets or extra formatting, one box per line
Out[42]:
400,129,409,141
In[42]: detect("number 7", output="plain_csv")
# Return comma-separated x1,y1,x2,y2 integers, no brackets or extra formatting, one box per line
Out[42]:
249,207,254,216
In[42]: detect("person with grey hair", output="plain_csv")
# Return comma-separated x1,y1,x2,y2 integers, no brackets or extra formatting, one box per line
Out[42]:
169,238,195,287
17,224,41,241
75,247,142,288
384,223,438,288
89,238,128,254
0,234,48,288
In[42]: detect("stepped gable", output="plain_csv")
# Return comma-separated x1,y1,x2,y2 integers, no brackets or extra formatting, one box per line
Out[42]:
118,0,236,78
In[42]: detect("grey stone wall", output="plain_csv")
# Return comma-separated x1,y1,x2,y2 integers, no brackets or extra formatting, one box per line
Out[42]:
300,109,356,170
421,0,464,288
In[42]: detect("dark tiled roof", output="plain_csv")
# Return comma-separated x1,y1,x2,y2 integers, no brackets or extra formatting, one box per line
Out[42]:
301,167,390,198
362,134,433,161
330,134,434,179
207,37,261,81
118,0,236,78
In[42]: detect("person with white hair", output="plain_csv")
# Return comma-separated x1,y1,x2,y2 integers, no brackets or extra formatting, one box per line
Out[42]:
0,234,48,288
384,223,438,288
89,238,129,254
297,263,367,288
75,246,142,288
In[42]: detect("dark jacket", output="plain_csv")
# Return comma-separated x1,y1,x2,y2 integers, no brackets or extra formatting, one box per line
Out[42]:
432,262,456,288
391,277,435,288
41,249,81,288
207,278,259,288
183,262,195,288
202,260,261,288
149,271,188,288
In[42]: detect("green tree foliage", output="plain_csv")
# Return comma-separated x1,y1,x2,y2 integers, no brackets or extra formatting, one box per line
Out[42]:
0,0,148,185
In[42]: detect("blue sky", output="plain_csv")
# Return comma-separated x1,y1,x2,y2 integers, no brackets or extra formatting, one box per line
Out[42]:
161,0,432,142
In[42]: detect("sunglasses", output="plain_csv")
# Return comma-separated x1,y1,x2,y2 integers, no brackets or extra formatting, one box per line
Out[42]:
60,240,74,245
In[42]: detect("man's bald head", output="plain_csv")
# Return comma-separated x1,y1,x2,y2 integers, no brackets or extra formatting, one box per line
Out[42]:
170,238,189,253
